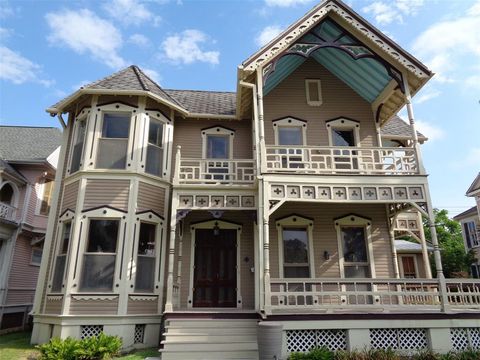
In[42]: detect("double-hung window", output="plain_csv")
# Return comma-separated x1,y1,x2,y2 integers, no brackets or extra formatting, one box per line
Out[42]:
145,118,164,176
80,219,119,292
71,119,86,173
96,113,130,169
52,222,71,292
135,223,157,292
202,126,234,181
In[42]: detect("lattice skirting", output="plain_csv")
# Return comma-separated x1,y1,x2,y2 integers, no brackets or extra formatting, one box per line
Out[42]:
80,325,104,339
370,328,428,351
134,324,146,344
451,328,480,350
286,329,347,352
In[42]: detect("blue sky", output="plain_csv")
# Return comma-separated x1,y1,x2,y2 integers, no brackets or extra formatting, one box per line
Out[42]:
0,0,479,216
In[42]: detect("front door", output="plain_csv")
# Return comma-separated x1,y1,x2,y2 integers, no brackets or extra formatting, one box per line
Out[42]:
193,229,237,307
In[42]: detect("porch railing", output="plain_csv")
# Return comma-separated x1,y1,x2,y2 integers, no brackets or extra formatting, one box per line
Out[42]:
270,278,480,312
265,146,419,175
0,202,16,222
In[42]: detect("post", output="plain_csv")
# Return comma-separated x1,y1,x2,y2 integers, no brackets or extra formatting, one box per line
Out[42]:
262,181,271,314
173,145,181,186
418,212,433,279
165,199,178,312
256,68,267,174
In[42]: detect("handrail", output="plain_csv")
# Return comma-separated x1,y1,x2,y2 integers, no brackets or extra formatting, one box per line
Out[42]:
0,202,17,222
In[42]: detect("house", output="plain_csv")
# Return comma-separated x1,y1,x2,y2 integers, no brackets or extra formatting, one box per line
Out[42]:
454,173,480,278
0,126,62,332
31,0,480,357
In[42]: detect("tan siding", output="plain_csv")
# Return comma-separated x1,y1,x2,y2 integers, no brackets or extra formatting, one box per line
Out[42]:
44,298,63,314
264,58,377,147
69,298,118,315
137,182,166,216
83,179,130,211
97,95,139,108
269,203,393,279
178,211,255,310
62,180,79,212
7,234,40,306
127,297,159,314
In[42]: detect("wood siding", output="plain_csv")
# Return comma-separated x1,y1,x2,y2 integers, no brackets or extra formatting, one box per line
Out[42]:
83,179,130,211
44,297,63,314
263,59,378,147
127,297,159,314
177,211,255,310
62,180,79,212
269,203,394,279
69,297,118,315
137,182,166,216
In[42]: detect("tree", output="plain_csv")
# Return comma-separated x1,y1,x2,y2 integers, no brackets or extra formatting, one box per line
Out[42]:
424,209,475,278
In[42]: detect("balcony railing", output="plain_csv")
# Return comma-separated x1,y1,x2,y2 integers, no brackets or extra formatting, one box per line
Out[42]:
265,146,419,175
176,158,256,185
0,202,16,222
270,278,480,312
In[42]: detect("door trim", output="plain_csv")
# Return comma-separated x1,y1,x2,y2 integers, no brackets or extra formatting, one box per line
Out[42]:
188,219,242,309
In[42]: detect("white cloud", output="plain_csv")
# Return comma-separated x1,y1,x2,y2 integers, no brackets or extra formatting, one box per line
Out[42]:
104,0,161,26
414,87,441,105
415,120,445,141
46,9,126,69
161,29,219,65
129,33,151,48
412,1,480,83
0,46,53,86
142,68,161,84
265,0,312,7
465,74,480,90
0,2,14,19
362,0,425,25
71,80,92,91
256,25,283,47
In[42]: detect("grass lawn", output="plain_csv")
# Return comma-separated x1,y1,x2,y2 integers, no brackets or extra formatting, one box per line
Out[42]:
0,331,159,359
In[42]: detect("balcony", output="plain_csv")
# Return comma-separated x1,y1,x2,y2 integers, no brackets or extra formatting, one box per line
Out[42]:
269,278,480,314
0,202,17,223
265,146,420,175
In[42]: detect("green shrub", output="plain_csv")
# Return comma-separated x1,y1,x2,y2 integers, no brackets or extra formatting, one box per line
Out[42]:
411,349,441,360
289,346,334,359
36,333,122,360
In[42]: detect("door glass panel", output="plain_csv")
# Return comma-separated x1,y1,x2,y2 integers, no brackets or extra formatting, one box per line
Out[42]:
283,228,310,278
341,227,367,263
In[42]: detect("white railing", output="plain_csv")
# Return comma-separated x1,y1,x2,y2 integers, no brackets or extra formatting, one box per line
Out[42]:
177,158,256,185
270,278,480,312
265,146,419,175
0,202,16,222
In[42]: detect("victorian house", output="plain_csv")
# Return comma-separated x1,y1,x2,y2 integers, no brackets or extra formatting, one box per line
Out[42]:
0,126,61,331
31,0,480,358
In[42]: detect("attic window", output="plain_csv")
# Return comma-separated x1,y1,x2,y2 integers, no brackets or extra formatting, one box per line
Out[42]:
305,79,322,106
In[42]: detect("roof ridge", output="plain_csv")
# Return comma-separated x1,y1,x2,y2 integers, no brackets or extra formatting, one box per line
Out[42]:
0,125,59,129
134,67,184,108
164,89,236,94
131,65,150,91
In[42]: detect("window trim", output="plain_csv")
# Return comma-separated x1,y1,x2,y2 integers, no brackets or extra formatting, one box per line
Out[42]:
201,126,235,159
326,118,361,147
305,79,322,106
276,214,315,278
132,211,164,295
68,111,89,175
273,117,307,146
335,214,375,278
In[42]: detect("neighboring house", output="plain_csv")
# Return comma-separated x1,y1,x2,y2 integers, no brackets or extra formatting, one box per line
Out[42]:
31,0,480,357
0,126,62,332
395,240,433,279
454,173,480,277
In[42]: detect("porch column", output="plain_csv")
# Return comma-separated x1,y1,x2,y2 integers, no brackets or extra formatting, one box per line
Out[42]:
262,181,271,314
165,205,178,312
418,212,433,279
386,206,400,278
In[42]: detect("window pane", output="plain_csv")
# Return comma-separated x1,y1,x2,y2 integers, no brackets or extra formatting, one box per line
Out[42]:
102,114,130,138
61,222,72,254
333,129,355,146
283,228,308,264
31,248,42,264
148,118,163,147
135,256,155,292
146,144,163,176
138,223,156,255
278,127,302,145
71,120,86,173
344,265,369,278
86,220,119,253
80,254,116,291
207,136,229,158
342,227,367,263
40,180,54,215
51,255,66,292
96,138,128,169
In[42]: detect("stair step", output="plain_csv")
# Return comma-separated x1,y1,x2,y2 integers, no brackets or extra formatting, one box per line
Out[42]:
162,334,258,342
166,327,257,335
162,342,258,352
161,350,259,360
166,319,258,328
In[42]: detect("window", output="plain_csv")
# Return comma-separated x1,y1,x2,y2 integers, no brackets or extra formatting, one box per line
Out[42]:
145,117,164,176
71,119,86,173
135,223,156,292
400,256,417,278
341,226,370,278
283,228,310,277
80,219,119,292
332,129,355,147
202,127,234,181
278,127,303,146
96,113,130,169
31,247,43,265
52,222,71,292
464,221,479,248
326,118,360,171
273,118,306,169
0,183,14,204
305,79,322,106
207,135,229,159
39,179,54,215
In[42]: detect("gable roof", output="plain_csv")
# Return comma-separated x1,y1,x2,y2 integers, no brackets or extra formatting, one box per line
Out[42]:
0,158,28,183
381,116,427,142
0,126,62,162
453,206,478,221
467,173,480,196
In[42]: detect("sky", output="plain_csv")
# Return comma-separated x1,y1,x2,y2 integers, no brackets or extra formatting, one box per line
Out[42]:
0,0,479,217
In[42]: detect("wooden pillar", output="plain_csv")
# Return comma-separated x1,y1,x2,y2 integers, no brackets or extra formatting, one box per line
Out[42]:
165,197,178,312
417,212,433,279
386,207,400,279
262,181,271,314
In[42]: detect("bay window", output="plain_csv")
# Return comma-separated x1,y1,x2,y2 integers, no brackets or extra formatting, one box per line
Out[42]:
145,117,164,176
80,219,119,292
51,221,71,292
96,113,130,169
135,222,157,292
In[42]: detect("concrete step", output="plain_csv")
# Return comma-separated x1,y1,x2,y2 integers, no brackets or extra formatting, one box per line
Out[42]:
161,350,259,360
165,326,257,335
162,333,258,343
161,341,258,352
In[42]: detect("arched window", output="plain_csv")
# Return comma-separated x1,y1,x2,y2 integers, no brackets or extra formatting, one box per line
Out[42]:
0,183,14,205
